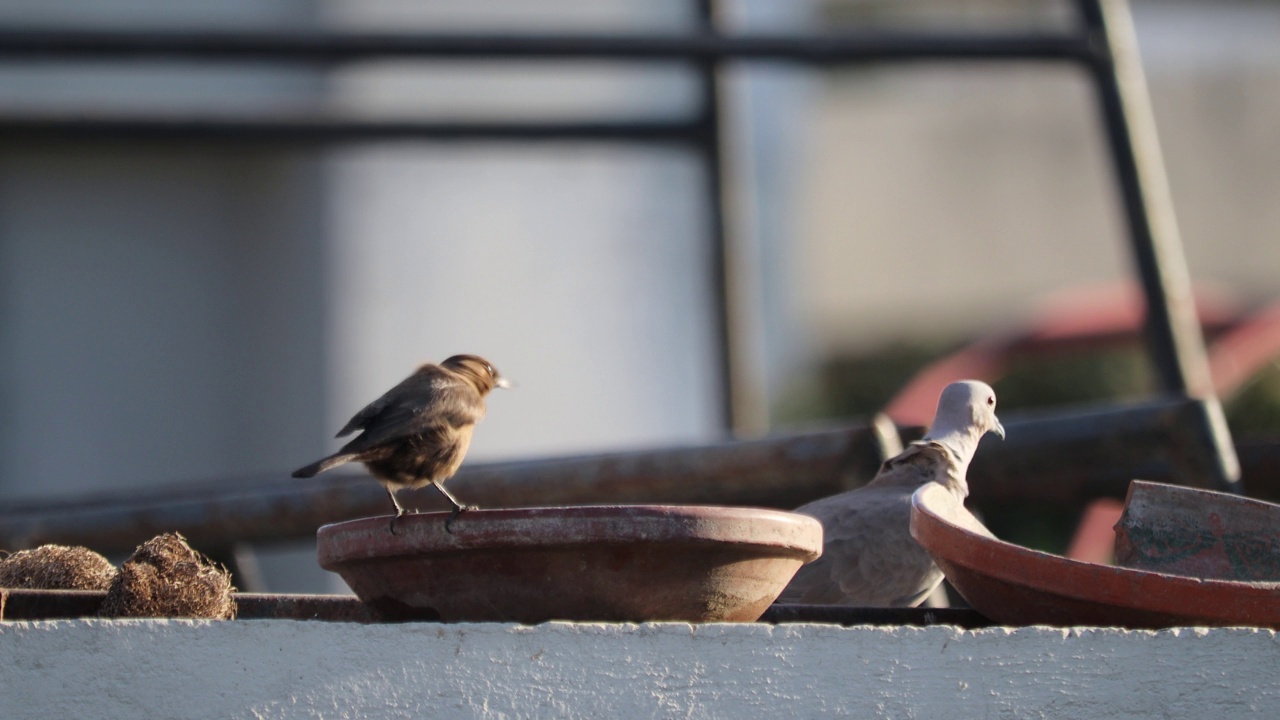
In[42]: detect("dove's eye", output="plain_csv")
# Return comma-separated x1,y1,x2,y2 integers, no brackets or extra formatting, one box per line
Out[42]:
987,396,995,406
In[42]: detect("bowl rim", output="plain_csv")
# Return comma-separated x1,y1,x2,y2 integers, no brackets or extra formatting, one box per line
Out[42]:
317,504,824,568
910,483,1280,623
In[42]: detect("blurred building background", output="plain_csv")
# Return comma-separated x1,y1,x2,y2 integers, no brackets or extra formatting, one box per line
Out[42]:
0,0,1277,590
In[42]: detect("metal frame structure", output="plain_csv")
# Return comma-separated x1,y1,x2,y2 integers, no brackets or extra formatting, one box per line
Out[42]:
0,0,1243,557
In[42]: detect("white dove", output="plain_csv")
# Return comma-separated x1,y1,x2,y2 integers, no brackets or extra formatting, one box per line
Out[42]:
778,380,1005,607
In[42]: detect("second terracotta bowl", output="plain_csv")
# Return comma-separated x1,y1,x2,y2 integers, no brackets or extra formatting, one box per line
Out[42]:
911,482,1280,628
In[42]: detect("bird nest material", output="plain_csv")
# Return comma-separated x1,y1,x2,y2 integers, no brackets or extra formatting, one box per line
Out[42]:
0,544,118,590
99,532,237,620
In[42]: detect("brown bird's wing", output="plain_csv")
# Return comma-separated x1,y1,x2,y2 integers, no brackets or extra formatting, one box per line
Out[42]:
335,395,391,438
335,367,485,455
334,368,442,438
777,443,948,606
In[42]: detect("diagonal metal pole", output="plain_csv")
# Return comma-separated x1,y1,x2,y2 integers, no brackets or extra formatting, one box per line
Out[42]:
1078,0,1239,489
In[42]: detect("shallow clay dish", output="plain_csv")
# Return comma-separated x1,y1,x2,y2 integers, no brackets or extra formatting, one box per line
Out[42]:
910,483,1280,629
1115,480,1280,581
318,505,823,623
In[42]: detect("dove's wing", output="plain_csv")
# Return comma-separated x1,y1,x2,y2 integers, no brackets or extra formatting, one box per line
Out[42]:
778,443,951,606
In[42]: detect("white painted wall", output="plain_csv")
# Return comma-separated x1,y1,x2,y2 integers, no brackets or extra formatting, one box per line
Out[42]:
2,620,1277,718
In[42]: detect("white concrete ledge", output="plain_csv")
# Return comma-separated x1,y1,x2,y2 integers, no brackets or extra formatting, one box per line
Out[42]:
2,620,1278,718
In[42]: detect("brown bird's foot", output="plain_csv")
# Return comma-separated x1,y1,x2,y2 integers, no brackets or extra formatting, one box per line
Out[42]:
443,504,477,534
433,482,475,534
388,509,412,535
386,487,411,535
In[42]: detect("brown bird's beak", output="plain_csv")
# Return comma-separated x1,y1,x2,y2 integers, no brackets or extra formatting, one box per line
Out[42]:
495,376,513,390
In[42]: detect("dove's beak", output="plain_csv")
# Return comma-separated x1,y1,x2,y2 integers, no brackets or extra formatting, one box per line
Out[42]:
991,418,1006,440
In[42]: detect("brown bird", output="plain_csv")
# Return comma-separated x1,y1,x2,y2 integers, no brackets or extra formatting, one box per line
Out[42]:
777,380,1004,607
292,354,509,532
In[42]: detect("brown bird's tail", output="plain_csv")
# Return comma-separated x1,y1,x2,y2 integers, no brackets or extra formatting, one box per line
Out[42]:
291,453,358,478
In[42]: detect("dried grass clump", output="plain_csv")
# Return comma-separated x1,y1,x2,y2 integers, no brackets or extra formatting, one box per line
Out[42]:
0,544,117,590
99,532,236,620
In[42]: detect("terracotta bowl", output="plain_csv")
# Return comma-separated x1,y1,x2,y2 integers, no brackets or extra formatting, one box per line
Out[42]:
317,505,823,623
1114,480,1280,581
910,483,1280,629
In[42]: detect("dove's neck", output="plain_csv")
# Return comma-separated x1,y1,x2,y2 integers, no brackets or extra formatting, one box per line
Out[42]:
922,423,982,497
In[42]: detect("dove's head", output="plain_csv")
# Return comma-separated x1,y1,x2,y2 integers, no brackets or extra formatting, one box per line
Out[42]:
925,380,1005,444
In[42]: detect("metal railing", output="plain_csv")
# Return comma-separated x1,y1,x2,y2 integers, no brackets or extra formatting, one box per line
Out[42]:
0,0,1242,560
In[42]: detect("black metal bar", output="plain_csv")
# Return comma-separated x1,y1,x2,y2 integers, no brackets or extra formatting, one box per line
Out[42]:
0,112,702,144
0,589,104,621
761,604,993,628
693,0,739,434
235,593,385,623
1239,440,1280,502
1077,0,1240,489
0,589,992,626
0,589,378,622
0,28,1096,64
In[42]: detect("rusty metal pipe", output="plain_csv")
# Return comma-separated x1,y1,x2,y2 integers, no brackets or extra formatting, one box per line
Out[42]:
0,427,869,554
0,398,1244,554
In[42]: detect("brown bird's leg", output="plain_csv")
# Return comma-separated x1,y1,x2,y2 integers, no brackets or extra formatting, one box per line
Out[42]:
434,482,475,533
386,487,409,535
